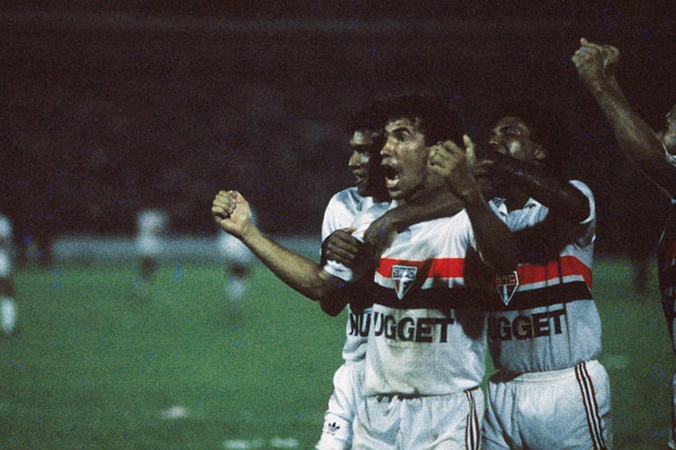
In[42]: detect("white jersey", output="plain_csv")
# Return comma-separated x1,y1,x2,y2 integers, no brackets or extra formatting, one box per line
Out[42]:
487,180,600,374
361,208,488,396
321,187,376,241
135,209,169,257
321,187,389,363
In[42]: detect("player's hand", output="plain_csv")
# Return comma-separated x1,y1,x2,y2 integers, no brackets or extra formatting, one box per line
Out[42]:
211,190,252,238
363,214,398,258
572,37,616,87
428,135,478,201
472,156,500,199
322,228,364,268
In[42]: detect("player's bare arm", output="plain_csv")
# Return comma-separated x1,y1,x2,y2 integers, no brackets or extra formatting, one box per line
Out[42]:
321,228,361,268
573,38,676,197
495,156,591,223
429,136,518,274
362,192,465,257
210,190,345,305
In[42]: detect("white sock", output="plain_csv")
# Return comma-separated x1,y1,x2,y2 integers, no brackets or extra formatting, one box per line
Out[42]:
1,297,17,335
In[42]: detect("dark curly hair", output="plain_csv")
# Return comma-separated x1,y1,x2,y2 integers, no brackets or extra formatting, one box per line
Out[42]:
379,94,465,147
490,100,569,173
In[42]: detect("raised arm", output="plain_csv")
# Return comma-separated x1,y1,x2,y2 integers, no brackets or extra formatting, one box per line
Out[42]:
573,37,676,197
212,190,346,308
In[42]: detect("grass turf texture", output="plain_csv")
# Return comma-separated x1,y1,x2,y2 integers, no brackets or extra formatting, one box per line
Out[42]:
0,257,672,449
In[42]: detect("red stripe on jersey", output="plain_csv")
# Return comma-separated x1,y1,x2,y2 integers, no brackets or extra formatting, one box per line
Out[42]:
376,257,465,279
516,255,592,288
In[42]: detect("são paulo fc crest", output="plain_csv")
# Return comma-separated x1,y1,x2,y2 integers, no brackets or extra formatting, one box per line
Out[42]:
495,271,519,305
392,265,417,300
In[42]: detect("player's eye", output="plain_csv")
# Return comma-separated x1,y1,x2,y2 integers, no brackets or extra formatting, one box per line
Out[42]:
395,132,409,142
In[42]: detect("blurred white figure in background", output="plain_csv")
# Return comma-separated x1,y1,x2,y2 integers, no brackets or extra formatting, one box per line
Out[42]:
0,214,17,336
217,208,257,320
135,209,169,299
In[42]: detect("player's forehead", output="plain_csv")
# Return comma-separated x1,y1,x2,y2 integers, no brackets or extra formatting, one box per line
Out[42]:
384,117,422,135
493,116,531,133
350,129,375,147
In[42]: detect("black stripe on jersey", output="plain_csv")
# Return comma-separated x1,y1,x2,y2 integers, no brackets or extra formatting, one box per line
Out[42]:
372,285,486,310
487,281,592,311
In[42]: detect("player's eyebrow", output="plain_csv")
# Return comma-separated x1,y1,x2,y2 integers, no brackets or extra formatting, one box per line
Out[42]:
387,126,413,137
498,125,523,135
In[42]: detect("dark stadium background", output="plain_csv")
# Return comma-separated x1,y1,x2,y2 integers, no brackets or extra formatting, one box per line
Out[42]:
1,0,674,263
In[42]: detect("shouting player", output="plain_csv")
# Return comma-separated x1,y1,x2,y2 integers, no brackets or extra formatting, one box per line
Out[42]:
341,95,516,449
212,99,469,448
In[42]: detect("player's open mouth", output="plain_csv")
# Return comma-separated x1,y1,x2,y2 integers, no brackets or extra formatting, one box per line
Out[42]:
383,164,400,189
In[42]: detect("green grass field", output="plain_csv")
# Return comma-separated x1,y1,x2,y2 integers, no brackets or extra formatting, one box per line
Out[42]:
0,257,672,449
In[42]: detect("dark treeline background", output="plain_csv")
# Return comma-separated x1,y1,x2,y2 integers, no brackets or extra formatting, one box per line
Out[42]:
1,1,674,262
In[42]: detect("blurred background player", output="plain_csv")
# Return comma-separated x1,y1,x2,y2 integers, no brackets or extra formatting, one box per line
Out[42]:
573,36,676,450
135,208,169,299
217,207,257,320
0,214,17,336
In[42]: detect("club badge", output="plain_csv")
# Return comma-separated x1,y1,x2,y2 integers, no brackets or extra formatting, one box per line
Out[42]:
392,265,417,300
495,271,519,306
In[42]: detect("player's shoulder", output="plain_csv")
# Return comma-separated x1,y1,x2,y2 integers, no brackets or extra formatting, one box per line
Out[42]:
326,187,364,214
329,187,361,204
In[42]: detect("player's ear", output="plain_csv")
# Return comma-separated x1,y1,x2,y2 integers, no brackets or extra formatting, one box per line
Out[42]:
534,145,547,162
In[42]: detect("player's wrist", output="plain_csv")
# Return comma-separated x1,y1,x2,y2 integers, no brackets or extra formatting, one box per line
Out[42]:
458,185,484,206
238,222,259,244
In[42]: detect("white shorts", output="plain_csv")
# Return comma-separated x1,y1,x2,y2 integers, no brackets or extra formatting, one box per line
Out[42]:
353,388,483,450
316,360,364,450
483,360,612,450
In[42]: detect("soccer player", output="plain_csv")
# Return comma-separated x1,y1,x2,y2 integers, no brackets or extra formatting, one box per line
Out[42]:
478,101,611,449
212,105,392,450
573,37,676,449
212,101,467,449
0,214,18,336
135,208,169,299
339,95,516,449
